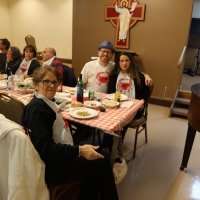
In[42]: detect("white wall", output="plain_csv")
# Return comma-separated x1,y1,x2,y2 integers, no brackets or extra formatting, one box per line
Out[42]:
0,0,11,40
1,0,72,58
192,0,200,18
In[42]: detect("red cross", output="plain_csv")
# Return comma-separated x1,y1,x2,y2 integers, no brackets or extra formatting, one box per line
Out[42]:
105,0,145,48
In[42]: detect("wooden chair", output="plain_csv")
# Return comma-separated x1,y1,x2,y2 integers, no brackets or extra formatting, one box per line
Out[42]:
127,85,153,159
0,93,25,125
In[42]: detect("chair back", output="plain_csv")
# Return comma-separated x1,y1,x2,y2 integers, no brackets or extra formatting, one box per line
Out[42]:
0,93,25,125
144,84,154,118
0,114,49,200
25,35,37,50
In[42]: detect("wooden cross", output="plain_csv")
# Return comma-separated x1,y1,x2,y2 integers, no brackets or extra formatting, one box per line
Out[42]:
105,0,145,48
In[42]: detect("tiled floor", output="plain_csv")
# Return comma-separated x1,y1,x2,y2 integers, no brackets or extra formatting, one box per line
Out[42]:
181,74,200,91
117,104,200,200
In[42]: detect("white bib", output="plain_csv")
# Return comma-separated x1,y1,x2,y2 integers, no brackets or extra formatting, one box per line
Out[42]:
35,93,73,145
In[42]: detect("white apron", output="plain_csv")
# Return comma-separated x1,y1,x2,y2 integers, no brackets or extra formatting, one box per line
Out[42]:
35,93,73,145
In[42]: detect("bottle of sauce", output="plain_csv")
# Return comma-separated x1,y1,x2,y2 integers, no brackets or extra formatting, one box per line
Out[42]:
76,74,83,102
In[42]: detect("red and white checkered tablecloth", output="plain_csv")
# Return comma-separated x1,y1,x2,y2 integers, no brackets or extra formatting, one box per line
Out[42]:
0,88,144,134
62,99,144,134
0,89,34,105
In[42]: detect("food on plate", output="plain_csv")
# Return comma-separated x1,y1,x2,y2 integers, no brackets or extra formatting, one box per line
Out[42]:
76,111,91,117
67,88,76,94
71,101,83,107
0,74,7,80
84,100,102,108
17,83,33,89
102,99,119,108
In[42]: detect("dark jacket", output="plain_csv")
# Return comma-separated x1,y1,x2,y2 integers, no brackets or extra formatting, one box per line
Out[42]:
12,59,41,76
62,64,77,87
0,53,7,73
51,58,77,87
22,97,79,184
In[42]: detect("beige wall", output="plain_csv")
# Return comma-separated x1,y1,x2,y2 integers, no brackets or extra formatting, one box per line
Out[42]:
73,0,194,99
1,0,72,58
0,0,11,40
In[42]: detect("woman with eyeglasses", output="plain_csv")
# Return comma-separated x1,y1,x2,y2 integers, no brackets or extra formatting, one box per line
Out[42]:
22,65,119,200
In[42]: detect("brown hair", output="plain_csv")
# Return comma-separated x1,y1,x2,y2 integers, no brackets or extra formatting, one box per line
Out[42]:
23,44,37,58
115,52,141,86
32,65,61,86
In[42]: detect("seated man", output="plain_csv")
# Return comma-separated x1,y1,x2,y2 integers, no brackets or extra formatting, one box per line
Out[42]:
42,47,77,87
0,38,10,73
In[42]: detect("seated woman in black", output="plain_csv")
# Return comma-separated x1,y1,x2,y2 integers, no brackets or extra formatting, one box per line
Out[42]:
103,52,151,146
108,51,151,118
22,66,118,200
12,44,40,76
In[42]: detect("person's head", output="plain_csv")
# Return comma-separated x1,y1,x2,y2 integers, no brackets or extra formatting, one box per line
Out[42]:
23,45,37,61
0,38,10,51
118,52,133,73
7,46,21,62
120,0,128,8
33,65,61,100
117,52,140,80
97,41,115,65
42,48,56,61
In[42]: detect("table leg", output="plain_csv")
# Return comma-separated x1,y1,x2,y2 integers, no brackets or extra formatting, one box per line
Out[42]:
110,131,122,160
180,125,196,171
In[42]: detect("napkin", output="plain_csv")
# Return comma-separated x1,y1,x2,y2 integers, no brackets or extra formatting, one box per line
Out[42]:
120,101,134,108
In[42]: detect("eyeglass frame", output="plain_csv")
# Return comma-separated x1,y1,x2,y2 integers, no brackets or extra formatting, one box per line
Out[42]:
99,49,113,55
39,79,60,86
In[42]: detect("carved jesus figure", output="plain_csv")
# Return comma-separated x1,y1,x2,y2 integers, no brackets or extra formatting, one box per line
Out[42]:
115,0,138,41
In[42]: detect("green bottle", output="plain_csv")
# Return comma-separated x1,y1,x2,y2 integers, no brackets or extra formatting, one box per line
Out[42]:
76,74,83,102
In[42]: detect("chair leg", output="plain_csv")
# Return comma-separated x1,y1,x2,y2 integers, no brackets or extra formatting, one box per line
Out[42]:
133,127,139,159
144,123,148,143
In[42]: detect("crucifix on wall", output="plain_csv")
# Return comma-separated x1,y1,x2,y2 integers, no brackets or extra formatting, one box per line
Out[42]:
105,0,146,48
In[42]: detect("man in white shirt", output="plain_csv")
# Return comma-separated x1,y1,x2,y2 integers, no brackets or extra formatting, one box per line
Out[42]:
81,41,152,93
81,41,115,93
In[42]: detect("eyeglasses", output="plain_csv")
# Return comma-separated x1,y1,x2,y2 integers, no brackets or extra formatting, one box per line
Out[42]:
40,80,60,86
99,49,112,55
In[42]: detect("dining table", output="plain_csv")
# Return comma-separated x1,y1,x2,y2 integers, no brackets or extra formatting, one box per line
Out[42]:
0,86,144,158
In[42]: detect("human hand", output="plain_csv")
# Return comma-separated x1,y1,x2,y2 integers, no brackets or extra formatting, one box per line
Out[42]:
144,74,153,86
79,145,104,160
6,54,12,62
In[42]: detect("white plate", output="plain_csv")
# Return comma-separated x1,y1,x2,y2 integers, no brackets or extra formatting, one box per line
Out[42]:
65,87,77,94
0,74,7,80
17,89,35,94
84,100,102,108
0,80,7,89
55,97,72,104
55,92,71,98
69,107,99,119
106,93,128,101
102,99,119,108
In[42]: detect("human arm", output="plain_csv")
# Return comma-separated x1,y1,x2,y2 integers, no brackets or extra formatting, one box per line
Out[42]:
142,72,153,87
22,99,79,165
107,73,118,94
135,72,151,101
27,59,41,76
